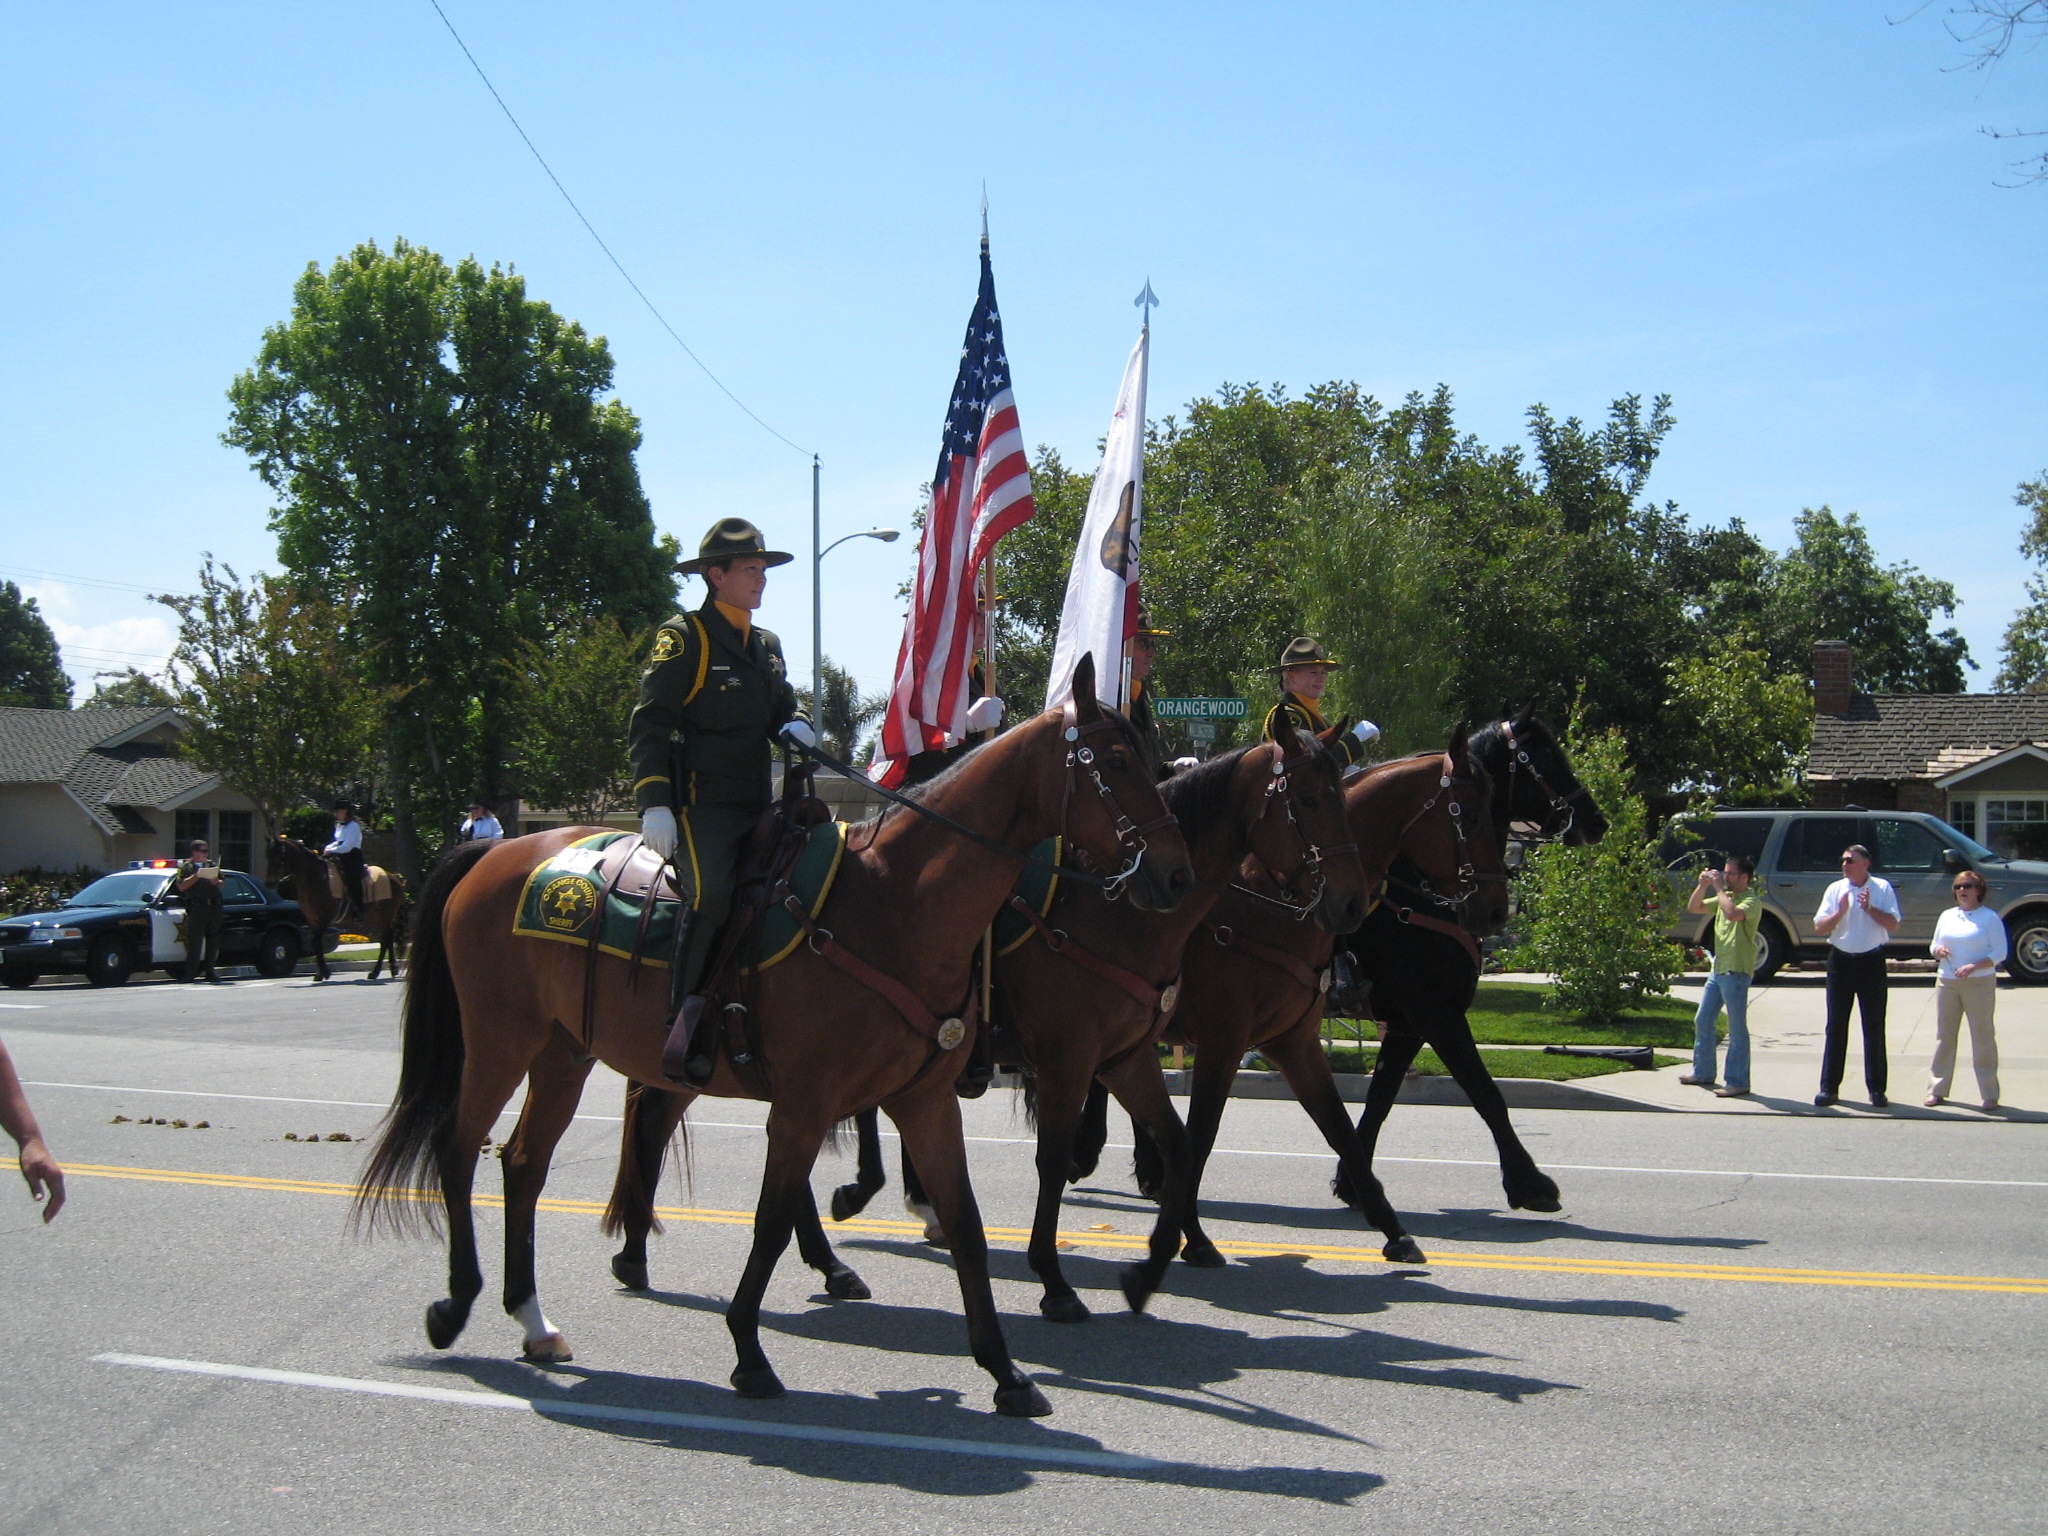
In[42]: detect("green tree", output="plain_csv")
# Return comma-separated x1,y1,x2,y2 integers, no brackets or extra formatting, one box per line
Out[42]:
81,668,176,709
1505,724,1682,1022
1995,472,2048,690
0,582,70,709
508,616,647,825
795,658,886,762
157,558,385,837
1666,635,1814,802
224,238,675,874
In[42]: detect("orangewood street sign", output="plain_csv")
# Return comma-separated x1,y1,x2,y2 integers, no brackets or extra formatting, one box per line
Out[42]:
1154,697,1248,721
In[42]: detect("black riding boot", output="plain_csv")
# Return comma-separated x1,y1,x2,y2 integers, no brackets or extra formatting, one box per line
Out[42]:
659,913,721,1086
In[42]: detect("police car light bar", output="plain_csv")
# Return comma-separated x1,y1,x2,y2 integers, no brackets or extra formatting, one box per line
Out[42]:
129,859,180,869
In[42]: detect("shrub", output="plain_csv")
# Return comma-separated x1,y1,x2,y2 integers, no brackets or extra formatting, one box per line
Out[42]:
1505,725,1681,1023
2,867,101,918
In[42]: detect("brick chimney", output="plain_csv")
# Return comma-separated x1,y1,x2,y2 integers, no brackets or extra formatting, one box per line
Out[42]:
1813,640,1854,716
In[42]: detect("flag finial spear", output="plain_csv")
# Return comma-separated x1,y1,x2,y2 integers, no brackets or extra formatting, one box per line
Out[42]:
1133,279,1159,331
981,184,989,254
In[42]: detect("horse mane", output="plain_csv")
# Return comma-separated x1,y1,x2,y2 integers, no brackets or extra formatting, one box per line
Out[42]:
1160,745,1254,834
896,704,1149,807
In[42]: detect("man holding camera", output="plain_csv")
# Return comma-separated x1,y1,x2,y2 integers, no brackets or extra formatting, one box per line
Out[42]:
1682,855,1762,1096
1812,842,1901,1108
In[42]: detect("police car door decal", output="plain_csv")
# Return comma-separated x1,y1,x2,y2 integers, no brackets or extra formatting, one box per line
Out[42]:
149,908,186,965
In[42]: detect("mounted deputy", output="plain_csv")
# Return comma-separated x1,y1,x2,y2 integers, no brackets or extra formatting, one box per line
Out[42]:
628,518,814,1077
1264,636,1380,769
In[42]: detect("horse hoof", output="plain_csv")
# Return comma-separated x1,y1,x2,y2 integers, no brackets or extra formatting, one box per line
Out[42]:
1180,1239,1226,1269
994,1381,1054,1418
825,1268,871,1301
1507,1176,1563,1213
521,1331,573,1363
1383,1235,1426,1265
731,1367,785,1400
1117,1267,1156,1314
424,1299,467,1350
829,1185,865,1222
609,1254,650,1291
1039,1292,1091,1324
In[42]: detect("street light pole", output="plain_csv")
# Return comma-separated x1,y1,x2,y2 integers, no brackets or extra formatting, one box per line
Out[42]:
811,520,900,725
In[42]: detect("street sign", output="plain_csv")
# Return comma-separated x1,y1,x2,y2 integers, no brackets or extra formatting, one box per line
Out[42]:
1154,696,1248,721
1187,720,1218,743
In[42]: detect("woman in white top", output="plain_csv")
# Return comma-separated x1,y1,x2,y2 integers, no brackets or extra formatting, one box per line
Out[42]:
1925,871,2004,1111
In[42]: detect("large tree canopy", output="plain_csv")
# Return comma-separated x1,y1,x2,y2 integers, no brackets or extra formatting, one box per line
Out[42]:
224,238,675,868
0,582,70,709
1996,472,2048,691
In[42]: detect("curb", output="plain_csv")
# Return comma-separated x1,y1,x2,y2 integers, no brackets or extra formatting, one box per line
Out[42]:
989,1066,1672,1113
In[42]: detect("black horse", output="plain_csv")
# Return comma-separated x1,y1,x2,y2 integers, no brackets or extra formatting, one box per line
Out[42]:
1329,707,1608,1213
1074,707,1607,1217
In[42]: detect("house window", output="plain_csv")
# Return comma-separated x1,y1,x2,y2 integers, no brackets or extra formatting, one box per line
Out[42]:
174,809,211,855
1983,799,2048,860
1947,798,1976,840
217,811,254,874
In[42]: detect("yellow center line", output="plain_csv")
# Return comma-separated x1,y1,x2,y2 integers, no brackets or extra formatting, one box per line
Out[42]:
63,1162,2048,1295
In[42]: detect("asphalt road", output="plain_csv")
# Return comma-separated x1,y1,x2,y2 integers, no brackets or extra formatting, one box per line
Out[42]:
2,971,2044,1535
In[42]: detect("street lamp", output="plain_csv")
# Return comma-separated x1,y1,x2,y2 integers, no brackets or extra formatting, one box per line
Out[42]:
811,510,899,708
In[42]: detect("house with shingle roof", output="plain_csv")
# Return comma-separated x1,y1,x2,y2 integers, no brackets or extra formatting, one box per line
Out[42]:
1808,641,2048,858
0,707,261,875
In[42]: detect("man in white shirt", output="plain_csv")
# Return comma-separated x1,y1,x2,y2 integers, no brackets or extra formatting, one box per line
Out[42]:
324,801,368,919
461,800,504,842
1811,842,1900,1108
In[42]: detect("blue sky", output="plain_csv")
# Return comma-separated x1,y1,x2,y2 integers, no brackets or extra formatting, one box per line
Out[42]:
4,2,2042,705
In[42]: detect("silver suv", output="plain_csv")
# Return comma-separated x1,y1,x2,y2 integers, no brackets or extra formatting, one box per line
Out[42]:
1662,808,2048,982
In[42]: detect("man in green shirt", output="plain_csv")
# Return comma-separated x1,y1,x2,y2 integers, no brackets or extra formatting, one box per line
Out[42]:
1683,854,1761,1096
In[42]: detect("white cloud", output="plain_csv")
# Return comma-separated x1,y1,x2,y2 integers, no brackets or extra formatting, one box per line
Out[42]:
20,580,177,693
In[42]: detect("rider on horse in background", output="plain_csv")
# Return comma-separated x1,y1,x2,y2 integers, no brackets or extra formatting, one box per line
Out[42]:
629,518,814,1081
1264,636,1380,768
326,801,369,920
1126,604,1195,780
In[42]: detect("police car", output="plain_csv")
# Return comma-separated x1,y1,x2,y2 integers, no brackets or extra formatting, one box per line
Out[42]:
0,860,318,988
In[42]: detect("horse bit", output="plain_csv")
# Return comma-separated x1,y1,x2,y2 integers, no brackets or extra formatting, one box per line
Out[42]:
1225,740,1356,922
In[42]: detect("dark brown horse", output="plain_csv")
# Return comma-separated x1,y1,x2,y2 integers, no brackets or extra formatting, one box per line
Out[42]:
1126,726,1511,1265
353,656,1194,1417
606,716,1375,1323
268,835,407,981
1331,708,1608,1214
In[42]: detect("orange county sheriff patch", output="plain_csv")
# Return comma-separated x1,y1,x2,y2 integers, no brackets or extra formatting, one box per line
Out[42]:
650,628,684,664
539,875,600,932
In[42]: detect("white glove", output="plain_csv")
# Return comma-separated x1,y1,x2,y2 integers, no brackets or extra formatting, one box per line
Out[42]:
1352,719,1382,745
964,695,1005,733
780,719,817,750
640,806,678,860
1171,756,1201,773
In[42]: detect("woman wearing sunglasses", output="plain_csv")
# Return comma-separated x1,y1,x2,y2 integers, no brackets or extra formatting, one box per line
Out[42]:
1926,873,2004,1112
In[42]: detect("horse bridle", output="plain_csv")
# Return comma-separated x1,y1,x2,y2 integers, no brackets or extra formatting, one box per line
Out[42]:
1224,740,1358,922
1500,719,1592,844
1377,750,1502,914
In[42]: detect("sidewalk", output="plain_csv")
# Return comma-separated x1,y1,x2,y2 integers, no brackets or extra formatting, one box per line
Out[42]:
1488,969,2048,1119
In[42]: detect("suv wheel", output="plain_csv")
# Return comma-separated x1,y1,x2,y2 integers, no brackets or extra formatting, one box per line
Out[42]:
87,935,134,988
1,967,36,991
1751,917,1789,982
2005,911,2048,984
255,926,301,979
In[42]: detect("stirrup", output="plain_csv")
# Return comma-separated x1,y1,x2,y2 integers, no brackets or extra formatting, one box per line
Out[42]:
660,995,716,1087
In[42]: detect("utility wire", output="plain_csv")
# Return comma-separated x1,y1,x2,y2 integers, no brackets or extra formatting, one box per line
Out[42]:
426,0,814,458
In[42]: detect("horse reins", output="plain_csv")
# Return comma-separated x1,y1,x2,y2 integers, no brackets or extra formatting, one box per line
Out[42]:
1500,719,1592,844
1221,740,1358,922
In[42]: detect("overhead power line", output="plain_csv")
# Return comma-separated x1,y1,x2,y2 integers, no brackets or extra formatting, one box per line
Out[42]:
426,0,814,458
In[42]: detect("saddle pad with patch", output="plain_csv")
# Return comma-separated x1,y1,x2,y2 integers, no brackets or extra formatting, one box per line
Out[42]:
512,823,847,973
327,862,395,904
992,837,1061,957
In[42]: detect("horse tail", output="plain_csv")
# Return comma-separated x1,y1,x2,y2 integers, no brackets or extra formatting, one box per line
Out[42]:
603,1081,674,1238
353,841,494,1236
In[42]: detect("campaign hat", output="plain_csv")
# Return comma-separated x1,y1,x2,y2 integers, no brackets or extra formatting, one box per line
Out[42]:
1132,605,1170,638
1272,636,1340,670
675,518,794,575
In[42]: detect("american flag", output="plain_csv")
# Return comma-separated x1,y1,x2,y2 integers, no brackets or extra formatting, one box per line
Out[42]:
872,243,1035,786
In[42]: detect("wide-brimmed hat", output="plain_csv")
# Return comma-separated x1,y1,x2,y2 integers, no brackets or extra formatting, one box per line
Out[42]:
1132,604,1170,638
1272,636,1340,671
675,517,794,575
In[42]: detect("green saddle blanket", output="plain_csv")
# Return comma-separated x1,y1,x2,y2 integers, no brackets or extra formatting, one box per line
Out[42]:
512,823,849,972
992,837,1062,956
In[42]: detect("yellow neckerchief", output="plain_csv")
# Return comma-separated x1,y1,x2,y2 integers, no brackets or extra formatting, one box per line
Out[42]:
713,600,753,643
1286,690,1328,729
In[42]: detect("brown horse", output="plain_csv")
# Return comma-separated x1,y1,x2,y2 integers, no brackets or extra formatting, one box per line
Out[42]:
1128,725,1512,1265
353,656,1194,1417
268,835,408,981
605,716,1376,1324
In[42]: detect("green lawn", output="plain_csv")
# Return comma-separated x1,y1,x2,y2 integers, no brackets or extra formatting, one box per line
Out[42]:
1317,1044,1688,1081
1322,981,1704,1048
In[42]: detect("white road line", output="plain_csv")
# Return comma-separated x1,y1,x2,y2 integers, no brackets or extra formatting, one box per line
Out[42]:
93,1353,1168,1471
29,1082,2048,1189
0,1003,48,1009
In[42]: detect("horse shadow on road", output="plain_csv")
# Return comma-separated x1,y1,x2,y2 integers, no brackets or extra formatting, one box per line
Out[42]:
409,1351,1385,1505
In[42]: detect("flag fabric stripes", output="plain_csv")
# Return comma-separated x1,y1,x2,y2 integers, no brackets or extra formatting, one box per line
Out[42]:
872,244,1036,786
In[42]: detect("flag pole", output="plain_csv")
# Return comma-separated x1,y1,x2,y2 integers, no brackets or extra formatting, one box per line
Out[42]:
1124,279,1159,713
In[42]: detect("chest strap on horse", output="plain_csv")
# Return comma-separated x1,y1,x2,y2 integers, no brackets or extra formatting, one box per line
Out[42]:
1390,904,1484,968
1004,895,1179,1074
1202,918,1330,998
780,895,975,1054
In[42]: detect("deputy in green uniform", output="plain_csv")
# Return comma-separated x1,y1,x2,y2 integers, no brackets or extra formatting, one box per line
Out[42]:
1125,606,1182,779
630,519,812,1073
173,838,223,985
1263,636,1381,767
